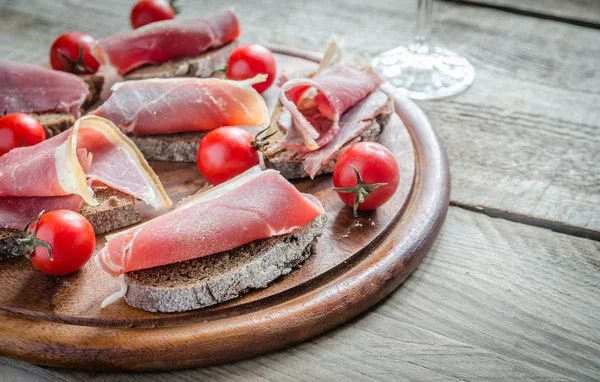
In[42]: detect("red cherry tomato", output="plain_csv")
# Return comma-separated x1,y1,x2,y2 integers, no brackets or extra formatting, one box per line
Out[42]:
23,210,96,276
333,142,400,216
50,32,100,75
0,113,46,156
131,0,176,29
227,44,277,94
197,126,260,185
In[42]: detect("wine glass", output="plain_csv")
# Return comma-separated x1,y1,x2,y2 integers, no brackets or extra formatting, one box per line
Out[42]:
372,0,475,100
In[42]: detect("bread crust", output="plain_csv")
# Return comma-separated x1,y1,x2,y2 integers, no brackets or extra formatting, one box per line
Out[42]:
129,131,208,162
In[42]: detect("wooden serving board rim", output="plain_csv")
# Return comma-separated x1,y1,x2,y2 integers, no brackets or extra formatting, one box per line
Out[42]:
0,46,450,371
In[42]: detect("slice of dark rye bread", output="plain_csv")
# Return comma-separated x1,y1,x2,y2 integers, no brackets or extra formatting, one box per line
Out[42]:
123,213,327,313
260,96,394,179
0,188,141,261
130,131,207,162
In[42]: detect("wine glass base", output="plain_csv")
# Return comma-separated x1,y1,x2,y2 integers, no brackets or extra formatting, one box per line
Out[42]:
372,45,475,100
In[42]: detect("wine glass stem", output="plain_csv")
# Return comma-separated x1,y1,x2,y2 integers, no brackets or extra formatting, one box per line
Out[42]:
414,0,434,52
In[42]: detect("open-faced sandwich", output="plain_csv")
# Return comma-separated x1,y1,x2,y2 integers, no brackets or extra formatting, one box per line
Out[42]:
98,166,326,312
97,8,240,82
0,59,103,136
92,75,269,161
0,116,171,260
259,39,394,179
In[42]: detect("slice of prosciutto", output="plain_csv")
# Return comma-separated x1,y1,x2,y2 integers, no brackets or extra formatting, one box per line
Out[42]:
0,115,171,211
0,59,89,118
93,76,269,136
96,9,240,75
301,90,390,177
0,195,83,230
97,167,324,277
279,64,382,151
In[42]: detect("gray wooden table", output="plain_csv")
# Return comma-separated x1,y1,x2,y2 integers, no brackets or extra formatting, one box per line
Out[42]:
1,0,599,380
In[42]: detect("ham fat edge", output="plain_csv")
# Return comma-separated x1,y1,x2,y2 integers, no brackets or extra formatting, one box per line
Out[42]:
0,116,171,229
97,167,325,307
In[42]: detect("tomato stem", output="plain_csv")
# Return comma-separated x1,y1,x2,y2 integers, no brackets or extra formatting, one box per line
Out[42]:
334,165,387,217
251,126,278,151
13,210,53,261
58,45,94,75
169,0,180,15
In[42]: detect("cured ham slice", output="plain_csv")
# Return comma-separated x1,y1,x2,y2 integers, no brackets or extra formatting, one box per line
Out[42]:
0,195,83,230
93,76,269,136
0,116,171,209
96,9,240,75
279,64,382,151
265,39,389,178
0,59,89,118
301,90,390,177
97,168,324,277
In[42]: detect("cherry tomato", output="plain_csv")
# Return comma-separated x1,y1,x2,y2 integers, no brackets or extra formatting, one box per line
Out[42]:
0,113,46,156
333,142,400,216
227,44,277,94
131,0,176,29
19,210,96,276
50,32,99,75
197,126,259,185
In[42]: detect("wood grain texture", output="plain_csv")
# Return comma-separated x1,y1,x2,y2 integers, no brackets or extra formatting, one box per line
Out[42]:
0,0,597,232
2,207,598,381
450,0,600,26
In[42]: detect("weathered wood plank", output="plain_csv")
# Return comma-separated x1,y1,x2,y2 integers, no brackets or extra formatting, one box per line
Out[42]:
1,207,598,380
450,0,600,26
0,0,598,233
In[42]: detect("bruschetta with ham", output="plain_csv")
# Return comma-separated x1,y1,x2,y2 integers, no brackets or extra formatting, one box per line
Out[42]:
96,8,240,80
260,39,394,179
93,75,269,161
98,167,326,312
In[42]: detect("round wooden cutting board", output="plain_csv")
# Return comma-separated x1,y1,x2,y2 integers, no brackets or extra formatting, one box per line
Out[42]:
0,47,449,371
